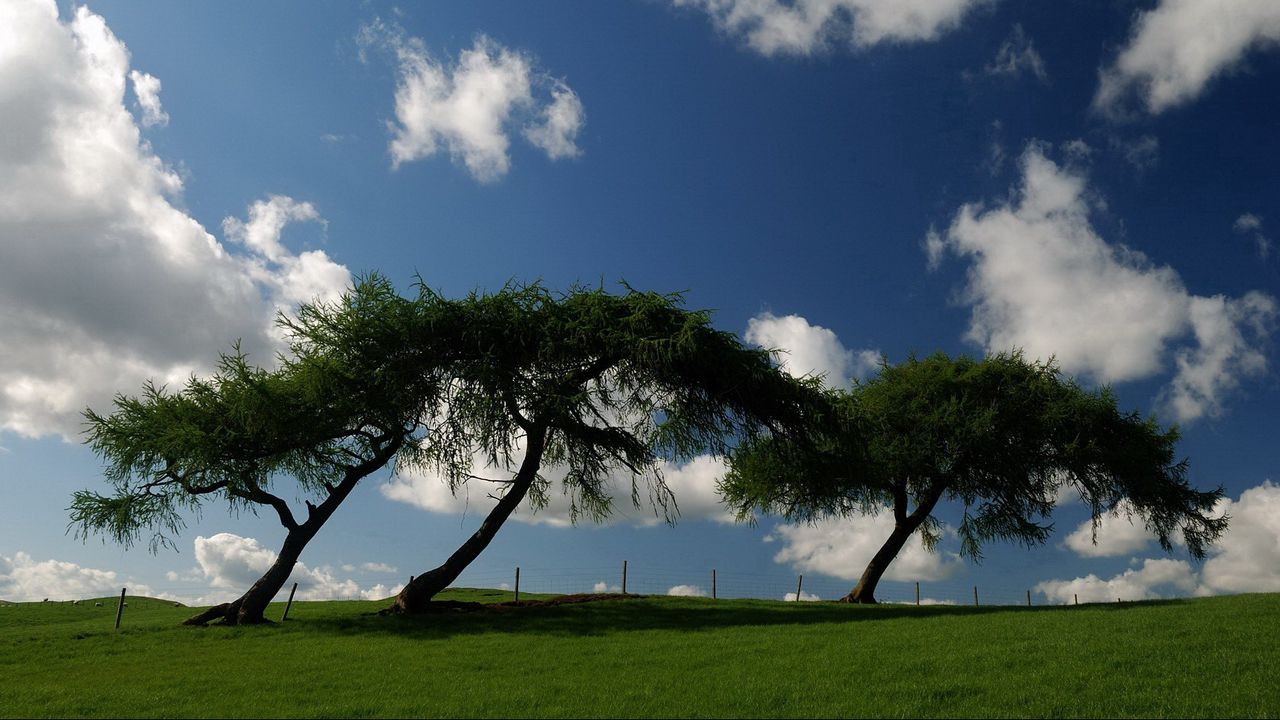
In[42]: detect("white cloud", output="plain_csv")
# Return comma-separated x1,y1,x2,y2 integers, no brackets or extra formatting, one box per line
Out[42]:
592,581,621,593
1110,134,1159,172
358,20,582,181
523,81,585,160
783,589,821,601
768,510,963,583
1234,213,1263,233
0,1,351,439
382,447,735,527
1199,481,1280,594
1095,0,1280,116
667,584,708,597
127,70,167,127
193,533,394,602
932,144,1276,423
0,551,158,602
1048,481,1280,599
1035,558,1197,603
983,24,1047,82
675,0,990,57
360,562,398,574
1234,213,1272,260
1063,503,1157,558
745,312,879,388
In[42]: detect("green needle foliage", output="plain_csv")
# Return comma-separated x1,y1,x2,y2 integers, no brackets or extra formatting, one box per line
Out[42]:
391,282,827,612
722,351,1228,603
71,274,452,624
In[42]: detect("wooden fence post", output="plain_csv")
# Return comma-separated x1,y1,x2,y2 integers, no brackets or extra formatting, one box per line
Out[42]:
795,575,803,601
973,586,979,607
622,560,628,595
514,567,520,602
1026,590,1031,607
114,587,126,629
712,569,717,600
1074,593,1078,606
915,582,920,606
281,582,298,621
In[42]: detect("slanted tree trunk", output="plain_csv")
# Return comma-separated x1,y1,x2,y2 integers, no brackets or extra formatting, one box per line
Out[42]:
388,425,548,614
839,482,946,604
185,437,401,626
183,529,315,625
838,521,918,604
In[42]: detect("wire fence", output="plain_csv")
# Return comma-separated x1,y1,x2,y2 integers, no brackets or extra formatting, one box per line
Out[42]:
3,561,1146,615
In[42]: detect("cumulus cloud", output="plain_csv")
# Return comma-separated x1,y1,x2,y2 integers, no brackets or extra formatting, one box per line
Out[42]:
0,551,157,602
523,81,585,160
127,70,167,127
745,312,879,388
674,0,989,57
1198,481,1280,594
592,581,621,593
1094,0,1280,116
0,0,351,438
783,589,821,601
360,562,398,574
667,584,708,597
1048,481,1280,599
983,24,1047,82
1063,503,1157,558
768,511,963,583
931,144,1276,423
193,533,395,602
383,447,735,528
1035,558,1197,603
358,20,583,181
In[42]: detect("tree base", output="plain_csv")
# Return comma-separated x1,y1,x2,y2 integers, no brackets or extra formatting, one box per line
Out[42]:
837,592,878,604
182,599,271,626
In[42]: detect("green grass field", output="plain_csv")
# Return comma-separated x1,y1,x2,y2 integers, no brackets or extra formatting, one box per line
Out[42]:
1,590,1276,718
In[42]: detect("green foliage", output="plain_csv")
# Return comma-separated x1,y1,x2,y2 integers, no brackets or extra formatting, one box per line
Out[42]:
396,279,824,525
72,273,823,551
2,592,1277,717
723,351,1227,561
72,274,447,551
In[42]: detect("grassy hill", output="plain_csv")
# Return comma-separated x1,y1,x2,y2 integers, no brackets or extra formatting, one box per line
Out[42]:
1,589,1276,718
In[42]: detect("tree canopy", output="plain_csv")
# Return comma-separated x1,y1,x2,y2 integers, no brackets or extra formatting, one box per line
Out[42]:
721,351,1228,603
72,275,450,624
391,282,827,612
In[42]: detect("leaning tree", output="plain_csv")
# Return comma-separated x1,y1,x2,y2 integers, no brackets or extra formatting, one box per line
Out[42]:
387,284,827,613
720,351,1228,604
72,275,452,625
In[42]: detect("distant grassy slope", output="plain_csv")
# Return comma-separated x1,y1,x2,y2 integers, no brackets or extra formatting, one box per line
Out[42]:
1,590,1276,718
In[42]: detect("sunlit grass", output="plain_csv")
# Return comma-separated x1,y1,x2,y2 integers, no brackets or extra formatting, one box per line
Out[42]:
1,590,1276,718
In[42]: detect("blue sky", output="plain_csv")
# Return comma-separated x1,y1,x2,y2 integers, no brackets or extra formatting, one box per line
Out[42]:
2,0,1279,607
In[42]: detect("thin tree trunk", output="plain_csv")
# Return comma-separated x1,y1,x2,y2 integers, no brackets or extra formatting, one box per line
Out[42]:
184,437,402,626
388,426,548,614
839,482,946,604
838,521,918,604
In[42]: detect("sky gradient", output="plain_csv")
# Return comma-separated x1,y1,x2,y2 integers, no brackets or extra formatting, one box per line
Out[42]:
2,0,1278,607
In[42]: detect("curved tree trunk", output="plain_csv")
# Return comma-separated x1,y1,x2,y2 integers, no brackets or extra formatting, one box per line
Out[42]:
838,521,918,604
388,425,548,615
184,438,401,626
183,531,313,625
839,483,946,604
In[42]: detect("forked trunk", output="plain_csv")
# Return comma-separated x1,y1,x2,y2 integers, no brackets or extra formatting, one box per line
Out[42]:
388,426,548,615
182,439,400,626
839,520,918,604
